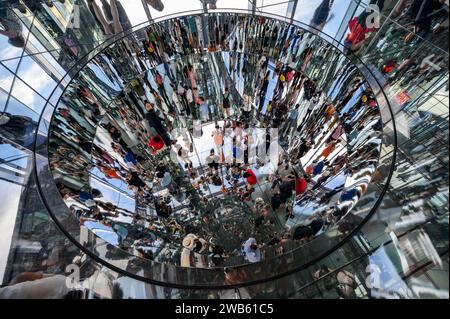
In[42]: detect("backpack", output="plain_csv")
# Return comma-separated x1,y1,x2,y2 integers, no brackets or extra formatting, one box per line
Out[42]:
212,175,222,186
148,43,155,53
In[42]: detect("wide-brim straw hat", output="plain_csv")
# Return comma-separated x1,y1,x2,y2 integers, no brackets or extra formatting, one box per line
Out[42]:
182,234,198,250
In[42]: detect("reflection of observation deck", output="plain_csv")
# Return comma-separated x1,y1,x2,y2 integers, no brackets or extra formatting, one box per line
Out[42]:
41,12,388,288
0,0,448,299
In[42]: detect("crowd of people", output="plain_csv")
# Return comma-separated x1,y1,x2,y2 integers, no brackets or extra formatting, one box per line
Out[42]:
43,11,391,272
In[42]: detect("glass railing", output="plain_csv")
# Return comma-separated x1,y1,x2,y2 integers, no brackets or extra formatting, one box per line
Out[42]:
292,218,449,299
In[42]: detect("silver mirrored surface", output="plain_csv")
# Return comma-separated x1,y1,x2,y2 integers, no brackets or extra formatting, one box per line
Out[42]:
0,1,448,298
45,13,384,274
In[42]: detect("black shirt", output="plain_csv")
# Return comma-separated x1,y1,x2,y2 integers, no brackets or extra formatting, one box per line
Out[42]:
271,193,283,210
223,93,230,108
128,172,146,188
309,219,324,236
109,127,121,141
255,216,264,228
145,110,165,133
298,142,310,158
280,180,295,199
293,226,311,240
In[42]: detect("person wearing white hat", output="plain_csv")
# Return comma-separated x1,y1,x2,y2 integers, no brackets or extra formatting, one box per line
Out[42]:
180,234,208,268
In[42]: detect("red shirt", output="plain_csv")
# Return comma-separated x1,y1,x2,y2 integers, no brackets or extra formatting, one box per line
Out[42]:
322,144,335,158
246,169,257,185
346,17,377,45
105,168,120,180
296,178,307,195
59,109,70,118
306,165,314,176
383,64,395,73
148,135,164,153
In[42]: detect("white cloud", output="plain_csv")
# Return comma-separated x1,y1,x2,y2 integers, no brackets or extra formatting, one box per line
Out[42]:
10,63,53,111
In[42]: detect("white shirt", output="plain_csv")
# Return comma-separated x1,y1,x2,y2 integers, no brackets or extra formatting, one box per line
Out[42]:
219,288,251,299
243,238,261,263
177,83,185,95
161,171,172,188
258,56,266,67
186,89,194,103
205,154,220,165
174,144,189,160
172,91,182,112
163,52,170,63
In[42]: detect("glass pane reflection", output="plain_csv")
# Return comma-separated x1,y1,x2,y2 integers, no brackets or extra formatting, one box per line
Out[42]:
0,1,447,298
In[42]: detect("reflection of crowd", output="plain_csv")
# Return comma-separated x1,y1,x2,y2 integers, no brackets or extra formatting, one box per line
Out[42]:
0,0,448,301
44,14,387,271
41,12,410,279
0,1,25,47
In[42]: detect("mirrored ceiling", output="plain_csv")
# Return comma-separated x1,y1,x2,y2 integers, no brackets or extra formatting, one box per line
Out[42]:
47,13,383,269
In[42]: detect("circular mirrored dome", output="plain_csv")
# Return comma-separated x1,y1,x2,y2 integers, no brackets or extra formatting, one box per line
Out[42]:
46,13,383,276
